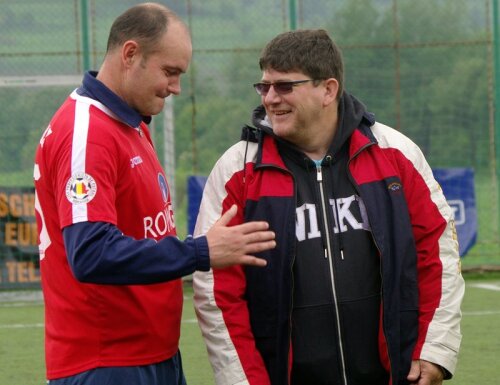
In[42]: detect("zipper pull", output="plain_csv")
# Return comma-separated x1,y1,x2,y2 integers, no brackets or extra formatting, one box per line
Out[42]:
340,249,345,260
316,164,323,182
324,248,328,259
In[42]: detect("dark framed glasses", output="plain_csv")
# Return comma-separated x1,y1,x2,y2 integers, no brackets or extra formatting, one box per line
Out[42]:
253,79,316,96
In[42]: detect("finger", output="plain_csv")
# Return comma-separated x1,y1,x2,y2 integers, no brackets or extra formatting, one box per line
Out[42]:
243,230,276,243
407,360,421,383
216,205,238,227
234,220,270,234
238,255,268,267
244,240,277,254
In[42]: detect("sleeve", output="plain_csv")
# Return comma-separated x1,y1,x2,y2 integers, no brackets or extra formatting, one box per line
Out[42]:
192,142,271,385
64,221,210,285
55,111,120,229
399,137,465,377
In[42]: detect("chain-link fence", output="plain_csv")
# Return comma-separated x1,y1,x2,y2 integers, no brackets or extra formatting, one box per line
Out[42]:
0,0,498,287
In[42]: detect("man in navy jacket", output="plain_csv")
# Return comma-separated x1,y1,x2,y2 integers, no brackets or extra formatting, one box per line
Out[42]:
193,29,464,385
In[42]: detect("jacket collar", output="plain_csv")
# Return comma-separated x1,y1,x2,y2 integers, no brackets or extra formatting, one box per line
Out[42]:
77,71,151,129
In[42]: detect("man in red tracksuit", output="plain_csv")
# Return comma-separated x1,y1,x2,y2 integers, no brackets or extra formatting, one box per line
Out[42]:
34,4,275,385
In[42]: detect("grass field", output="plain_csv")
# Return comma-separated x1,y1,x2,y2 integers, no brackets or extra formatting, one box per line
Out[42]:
1,273,499,385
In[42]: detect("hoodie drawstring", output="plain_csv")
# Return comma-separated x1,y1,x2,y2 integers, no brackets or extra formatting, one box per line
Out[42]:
325,155,345,260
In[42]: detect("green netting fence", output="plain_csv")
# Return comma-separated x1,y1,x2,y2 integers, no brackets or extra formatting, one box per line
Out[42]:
1,0,499,288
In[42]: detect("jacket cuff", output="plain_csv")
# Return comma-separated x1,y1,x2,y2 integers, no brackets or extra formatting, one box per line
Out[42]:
194,235,210,271
441,365,452,380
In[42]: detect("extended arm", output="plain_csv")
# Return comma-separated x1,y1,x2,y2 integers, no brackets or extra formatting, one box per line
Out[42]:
64,221,209,284
64,205,274,285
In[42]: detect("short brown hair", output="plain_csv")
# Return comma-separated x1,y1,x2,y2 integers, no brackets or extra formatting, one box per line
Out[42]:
106,3,180,57
259,29,344,97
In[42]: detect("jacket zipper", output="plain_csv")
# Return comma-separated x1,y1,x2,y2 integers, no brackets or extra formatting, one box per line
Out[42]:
316,163,348,385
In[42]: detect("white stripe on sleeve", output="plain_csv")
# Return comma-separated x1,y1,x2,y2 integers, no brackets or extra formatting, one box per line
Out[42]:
71,100,91,222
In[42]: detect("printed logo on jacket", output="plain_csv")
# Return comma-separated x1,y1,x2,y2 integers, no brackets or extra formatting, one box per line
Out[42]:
65,172,97,204
142,173,176,239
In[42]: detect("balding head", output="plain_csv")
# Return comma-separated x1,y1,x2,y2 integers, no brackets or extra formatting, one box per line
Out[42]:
106,2,188,58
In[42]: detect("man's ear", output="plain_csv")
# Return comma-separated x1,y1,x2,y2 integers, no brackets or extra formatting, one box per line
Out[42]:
122,40,139,68
323,78,339,107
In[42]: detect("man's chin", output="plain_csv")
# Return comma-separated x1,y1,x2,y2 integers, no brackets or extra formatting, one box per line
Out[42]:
271,125,289,137
150,103,166,116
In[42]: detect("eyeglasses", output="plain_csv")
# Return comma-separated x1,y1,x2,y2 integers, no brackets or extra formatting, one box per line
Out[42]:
253,79,317,96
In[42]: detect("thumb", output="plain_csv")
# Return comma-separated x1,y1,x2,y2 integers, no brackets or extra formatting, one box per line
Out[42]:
215,205,237,227
407,360,421,382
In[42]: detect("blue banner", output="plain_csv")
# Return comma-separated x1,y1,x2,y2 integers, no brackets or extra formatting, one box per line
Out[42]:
187,176,208,235
433,168,477,257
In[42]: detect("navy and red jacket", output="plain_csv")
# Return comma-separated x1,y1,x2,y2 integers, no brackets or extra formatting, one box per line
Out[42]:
193,93,464,385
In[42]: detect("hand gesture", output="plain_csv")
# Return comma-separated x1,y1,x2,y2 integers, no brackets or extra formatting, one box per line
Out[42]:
205,205,276,269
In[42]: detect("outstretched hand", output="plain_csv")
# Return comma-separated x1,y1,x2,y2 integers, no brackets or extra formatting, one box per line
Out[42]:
205,205,276,269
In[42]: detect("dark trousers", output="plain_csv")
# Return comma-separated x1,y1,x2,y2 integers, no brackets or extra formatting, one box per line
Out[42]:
47,351,187,385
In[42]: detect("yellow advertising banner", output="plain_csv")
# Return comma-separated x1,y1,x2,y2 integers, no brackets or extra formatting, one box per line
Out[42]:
0,187,40,287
